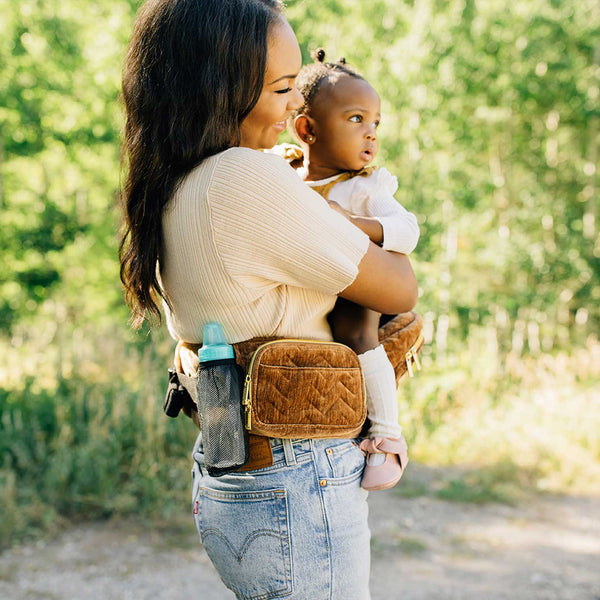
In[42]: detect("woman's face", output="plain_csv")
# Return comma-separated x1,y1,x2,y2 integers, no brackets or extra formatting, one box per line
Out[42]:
240,19,303,150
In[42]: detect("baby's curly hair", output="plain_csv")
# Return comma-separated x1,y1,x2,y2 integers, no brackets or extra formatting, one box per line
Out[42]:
294,48,364,116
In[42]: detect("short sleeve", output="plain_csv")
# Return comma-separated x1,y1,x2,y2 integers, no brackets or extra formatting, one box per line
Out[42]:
206,148,370,294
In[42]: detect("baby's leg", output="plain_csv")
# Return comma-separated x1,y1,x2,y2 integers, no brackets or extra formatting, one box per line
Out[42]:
328,299,402,439
329,299,407,490
327,297,380,354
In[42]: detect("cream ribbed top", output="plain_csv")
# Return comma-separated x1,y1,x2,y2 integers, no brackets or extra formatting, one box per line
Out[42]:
160,147,370,344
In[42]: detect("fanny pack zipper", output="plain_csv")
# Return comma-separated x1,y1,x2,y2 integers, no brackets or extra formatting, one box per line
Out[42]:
405,332,425,377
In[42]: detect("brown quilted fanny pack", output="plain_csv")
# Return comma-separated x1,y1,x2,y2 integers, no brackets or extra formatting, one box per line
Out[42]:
239,339,366,438
378,311,424,380
168,311,424,439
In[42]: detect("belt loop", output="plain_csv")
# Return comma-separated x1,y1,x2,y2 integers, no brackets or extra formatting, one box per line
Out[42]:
282,439,297,466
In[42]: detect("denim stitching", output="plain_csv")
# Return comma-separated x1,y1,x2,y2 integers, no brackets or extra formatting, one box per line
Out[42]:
201,528,288,562
309,439,333,600
197,486,293,600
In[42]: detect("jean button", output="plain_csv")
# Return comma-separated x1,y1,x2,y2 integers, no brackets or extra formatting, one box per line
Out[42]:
319,479,327,487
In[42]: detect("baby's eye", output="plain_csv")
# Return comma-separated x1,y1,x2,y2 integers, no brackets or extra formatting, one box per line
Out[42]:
374,120,380,128
275,87,292,94
349,115,363,123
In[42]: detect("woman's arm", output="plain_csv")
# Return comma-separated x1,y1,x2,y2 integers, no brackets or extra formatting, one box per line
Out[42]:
339,243,418,314
209,150,415,313
327,200,384,245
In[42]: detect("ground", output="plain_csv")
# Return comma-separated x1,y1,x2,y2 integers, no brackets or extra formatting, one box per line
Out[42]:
1,465,599,600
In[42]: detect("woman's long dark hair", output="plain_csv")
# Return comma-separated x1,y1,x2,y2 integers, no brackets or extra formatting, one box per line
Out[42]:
120,0,283,328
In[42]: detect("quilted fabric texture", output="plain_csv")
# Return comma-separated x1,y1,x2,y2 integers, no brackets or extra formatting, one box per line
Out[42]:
378,312,424,383
174,311,424,436
247,341,366,438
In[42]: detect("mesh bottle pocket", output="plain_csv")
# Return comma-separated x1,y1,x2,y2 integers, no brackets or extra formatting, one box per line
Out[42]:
196,360,249,476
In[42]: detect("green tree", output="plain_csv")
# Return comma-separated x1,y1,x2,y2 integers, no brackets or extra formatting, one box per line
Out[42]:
287,0,600,355
0,0,137,336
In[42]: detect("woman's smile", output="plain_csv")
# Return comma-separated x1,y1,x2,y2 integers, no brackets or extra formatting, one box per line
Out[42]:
273,120,288,132
240,20,303,150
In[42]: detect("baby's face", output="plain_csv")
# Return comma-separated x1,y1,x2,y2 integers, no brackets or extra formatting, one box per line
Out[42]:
309,75,380,174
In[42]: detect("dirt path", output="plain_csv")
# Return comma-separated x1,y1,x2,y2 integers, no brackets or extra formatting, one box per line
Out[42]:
1,467,599,600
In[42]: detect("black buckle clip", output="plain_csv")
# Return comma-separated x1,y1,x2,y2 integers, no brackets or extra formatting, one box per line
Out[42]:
163,368,188,418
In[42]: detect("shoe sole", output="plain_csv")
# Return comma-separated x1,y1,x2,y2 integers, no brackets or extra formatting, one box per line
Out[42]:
361,472,404,491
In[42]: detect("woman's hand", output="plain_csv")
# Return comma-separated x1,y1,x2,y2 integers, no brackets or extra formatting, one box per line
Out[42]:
327,200,349,218
339,245,418,315
329,202,384,245
348,215,383,245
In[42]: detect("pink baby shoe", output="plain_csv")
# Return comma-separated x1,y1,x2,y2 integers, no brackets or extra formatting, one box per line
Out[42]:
359,435,409,491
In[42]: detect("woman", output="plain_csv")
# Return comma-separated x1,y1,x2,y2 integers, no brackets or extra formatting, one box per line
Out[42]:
120,1,417,598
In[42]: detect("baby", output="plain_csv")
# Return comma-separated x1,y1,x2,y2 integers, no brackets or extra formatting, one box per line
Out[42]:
287,49,420,491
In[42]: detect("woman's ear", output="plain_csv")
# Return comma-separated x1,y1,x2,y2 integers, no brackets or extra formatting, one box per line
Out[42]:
294,114,316,144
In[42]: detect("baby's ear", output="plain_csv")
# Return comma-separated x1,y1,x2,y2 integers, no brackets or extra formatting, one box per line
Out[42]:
294,114,316,144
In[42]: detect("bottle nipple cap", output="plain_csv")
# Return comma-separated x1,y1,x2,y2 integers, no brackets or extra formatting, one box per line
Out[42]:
198,322,234,362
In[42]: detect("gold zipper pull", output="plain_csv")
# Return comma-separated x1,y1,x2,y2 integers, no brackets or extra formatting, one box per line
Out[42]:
412,346,422,371
406,351,414,377
242,374,252,430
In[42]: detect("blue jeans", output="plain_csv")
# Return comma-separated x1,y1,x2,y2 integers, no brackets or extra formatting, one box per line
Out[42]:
192,435,371,600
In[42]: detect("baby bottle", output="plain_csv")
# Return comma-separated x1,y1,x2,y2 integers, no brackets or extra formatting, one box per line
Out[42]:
196,322,248,476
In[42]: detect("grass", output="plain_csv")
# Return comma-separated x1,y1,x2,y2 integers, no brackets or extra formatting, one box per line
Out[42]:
1,325,599,549
0,325,198,549
371,532,428,557
393,460,539,505
400,333,600,499
433,461,538,505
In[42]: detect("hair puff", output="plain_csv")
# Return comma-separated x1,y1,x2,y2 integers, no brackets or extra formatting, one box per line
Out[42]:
293,48,363,116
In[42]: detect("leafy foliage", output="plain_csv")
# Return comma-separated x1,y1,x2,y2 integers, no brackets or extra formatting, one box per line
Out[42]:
0,0,598,548
287,0,600,344
0,0,135,331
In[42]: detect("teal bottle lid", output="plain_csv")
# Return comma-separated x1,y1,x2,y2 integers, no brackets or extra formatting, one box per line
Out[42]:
197,322,234,362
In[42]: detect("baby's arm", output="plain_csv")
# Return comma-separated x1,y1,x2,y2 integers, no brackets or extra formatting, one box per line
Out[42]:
373,200,419,254
359,168,420,254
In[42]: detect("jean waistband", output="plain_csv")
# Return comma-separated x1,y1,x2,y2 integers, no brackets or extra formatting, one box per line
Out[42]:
193,432,360,471
268,437,360,467
267,438,312,466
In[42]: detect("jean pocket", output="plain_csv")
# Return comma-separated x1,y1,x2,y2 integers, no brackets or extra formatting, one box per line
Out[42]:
325,440,365,480
194,487,292,600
